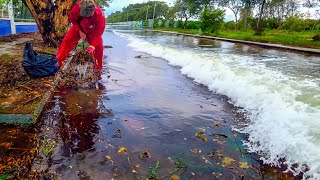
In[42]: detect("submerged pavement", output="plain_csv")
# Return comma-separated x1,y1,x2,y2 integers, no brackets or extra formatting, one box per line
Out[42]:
2,31,296,179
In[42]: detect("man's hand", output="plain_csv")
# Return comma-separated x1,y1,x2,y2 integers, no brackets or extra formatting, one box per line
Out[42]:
79,30,86,40
87,45,95,53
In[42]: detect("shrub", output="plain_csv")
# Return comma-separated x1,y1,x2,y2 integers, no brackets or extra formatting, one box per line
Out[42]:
200,8,225,33
186,21,203,30
153,19,159,28
281,17,311,32
169,20,175,28
224,21,236,30
159,19,166,28
177,20,184,29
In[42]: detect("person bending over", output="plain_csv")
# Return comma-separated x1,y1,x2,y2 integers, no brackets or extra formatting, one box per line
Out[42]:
56,0,106,70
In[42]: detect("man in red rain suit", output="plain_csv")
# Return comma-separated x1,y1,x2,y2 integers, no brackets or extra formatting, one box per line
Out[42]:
56,0,106,70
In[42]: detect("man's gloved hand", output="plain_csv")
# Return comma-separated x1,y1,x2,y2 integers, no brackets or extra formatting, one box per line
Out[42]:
87,45,95,53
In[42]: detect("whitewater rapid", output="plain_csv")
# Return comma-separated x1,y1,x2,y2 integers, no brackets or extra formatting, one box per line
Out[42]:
114,30,320,179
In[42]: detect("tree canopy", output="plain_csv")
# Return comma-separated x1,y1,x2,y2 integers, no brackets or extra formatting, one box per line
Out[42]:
108,1,169,23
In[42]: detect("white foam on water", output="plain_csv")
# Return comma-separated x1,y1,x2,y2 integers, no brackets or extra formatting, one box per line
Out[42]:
115,31,320,179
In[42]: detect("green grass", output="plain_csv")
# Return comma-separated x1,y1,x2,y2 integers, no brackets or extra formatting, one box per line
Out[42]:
154,28,320,49
0,54,14,65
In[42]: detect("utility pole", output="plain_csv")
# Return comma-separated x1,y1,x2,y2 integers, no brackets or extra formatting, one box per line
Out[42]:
152,1,157,28
8,0,16,34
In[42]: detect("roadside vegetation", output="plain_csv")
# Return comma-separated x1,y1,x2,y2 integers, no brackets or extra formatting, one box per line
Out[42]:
108,0,320,49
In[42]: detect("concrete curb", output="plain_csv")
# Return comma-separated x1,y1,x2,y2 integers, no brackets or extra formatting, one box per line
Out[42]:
147,30,320,55
32,53,74,123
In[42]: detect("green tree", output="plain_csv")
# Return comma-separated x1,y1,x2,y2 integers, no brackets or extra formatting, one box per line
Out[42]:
241,0,259,30
172,0,202,31
219,0,244,27
200,7,225,33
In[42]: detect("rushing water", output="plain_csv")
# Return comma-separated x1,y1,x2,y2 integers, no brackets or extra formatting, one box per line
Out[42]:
114,30,320,179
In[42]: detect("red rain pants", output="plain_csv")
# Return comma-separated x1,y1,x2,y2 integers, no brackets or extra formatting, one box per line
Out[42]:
56,27,103,70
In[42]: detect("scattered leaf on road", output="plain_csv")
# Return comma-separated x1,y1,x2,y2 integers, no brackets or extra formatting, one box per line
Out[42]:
171,175,180,180
222,157,236,167
105,155,111,160
239,162,250,169
195,129,205,137
118,147,127,154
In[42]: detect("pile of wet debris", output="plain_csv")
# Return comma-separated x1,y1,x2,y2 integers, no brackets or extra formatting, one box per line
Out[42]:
58,49,100,89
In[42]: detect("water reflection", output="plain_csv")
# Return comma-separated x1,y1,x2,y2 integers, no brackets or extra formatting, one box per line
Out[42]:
58,88,102,155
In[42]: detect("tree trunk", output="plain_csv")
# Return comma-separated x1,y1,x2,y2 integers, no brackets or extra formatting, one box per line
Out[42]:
243,7,249,30
230,8,238,29
257,0,266,30
184,17,188,31
22,0,77,47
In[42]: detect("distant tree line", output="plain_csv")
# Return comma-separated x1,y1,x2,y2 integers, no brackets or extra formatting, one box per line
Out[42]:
108,0,320,35
107,1,169,23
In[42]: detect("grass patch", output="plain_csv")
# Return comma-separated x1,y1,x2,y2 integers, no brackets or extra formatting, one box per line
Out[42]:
154,28,320,49
0,54,15,65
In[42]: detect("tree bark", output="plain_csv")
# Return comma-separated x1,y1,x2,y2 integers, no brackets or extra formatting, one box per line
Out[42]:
22,0,77,47
184,17,188,31
257,0,266,30
243,7,249,30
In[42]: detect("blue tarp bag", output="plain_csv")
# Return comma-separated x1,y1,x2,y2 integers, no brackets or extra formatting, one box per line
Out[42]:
22,43,58,78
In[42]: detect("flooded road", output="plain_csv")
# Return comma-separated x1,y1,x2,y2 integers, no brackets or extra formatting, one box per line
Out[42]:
30,31,305,179
1,30,319,179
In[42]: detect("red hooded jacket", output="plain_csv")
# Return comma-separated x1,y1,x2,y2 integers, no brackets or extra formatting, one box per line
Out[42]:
69,2,106,48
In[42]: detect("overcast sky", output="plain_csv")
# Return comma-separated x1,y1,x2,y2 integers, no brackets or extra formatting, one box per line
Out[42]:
105,0,318,21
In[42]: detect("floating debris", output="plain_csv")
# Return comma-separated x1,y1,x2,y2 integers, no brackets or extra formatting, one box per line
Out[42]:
117,147,127,154
195,129,208,142
222,157,236,167
212,120,226,127
139,151,151,160
105,155,111,160
207,150,223,159
112,128,122,138
239,162,250,169
211,132,230,139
